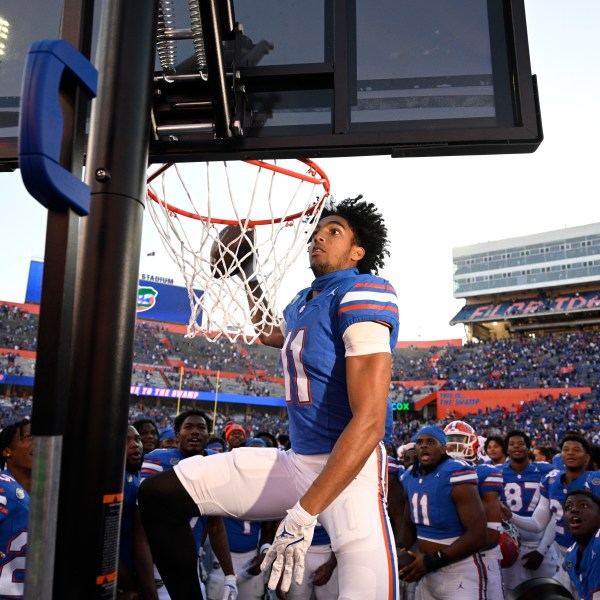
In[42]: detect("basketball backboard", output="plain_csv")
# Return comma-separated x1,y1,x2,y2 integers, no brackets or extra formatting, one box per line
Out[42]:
1,0,542,169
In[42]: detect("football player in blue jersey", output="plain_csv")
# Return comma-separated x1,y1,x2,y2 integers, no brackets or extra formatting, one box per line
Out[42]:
443,420,506,600
500,430,559,594
140,410,237,600
562,489,600,600
397,426,487,599
139,196,400,599
0,418,33,600
118,425,158,600
503,433,600,596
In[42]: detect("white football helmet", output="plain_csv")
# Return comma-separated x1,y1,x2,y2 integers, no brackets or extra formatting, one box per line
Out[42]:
443,420,479,461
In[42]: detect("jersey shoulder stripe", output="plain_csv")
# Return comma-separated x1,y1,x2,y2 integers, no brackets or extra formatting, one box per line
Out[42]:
338,280,399,318
450,471,478,484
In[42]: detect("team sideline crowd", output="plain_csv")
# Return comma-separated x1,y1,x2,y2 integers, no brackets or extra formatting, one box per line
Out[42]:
1,196,599,599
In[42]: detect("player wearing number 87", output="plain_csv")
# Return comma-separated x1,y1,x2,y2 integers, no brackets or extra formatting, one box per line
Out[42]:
397,426,488,599
139,196,401,600
499,430,559,595
0,419,33,600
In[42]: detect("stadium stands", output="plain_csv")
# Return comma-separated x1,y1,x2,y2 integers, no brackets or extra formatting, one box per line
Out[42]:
0,302,598,451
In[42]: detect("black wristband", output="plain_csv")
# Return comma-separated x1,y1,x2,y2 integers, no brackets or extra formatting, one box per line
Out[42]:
423,550,450,572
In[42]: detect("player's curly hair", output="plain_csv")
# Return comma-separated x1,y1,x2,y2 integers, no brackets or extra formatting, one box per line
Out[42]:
319,195,390,275
505,429,531,449
0,418,31,470
132,418,159,438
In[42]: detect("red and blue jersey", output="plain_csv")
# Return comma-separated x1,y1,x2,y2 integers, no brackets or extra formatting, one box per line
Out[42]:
541,470,600,549
282,268,399,455
0,471,29,600
402,458,478,541
563,528,600,600
475,463,503,498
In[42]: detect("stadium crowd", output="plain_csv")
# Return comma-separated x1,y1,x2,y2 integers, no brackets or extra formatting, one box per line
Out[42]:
1,301,600,599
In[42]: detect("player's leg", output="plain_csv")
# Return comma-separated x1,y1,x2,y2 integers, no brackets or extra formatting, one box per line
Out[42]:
479,547,505,600
416,555,488,600
206,549,263,600
286,544,338,600
138,468,204,599
140,449,298,600
317,443,398,600
310,545,339,600
554,546,578,599
175,447,299,519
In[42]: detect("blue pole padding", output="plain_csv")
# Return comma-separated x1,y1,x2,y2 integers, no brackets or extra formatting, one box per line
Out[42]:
19,39,98,216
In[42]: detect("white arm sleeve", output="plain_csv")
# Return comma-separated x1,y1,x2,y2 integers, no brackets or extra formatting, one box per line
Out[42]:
536,517,556,555
510,495,551,532
343,321,391,357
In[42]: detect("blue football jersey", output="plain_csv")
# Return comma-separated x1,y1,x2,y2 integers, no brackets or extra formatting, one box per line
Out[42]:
0,471,29,600
387,455,401,479
501,461,555,543
476,463,503,497
120,471,141,573
140,447,185,478
542,470,600,549
222,518,262,554
563,528,600,600
402,458,478,540
311,523,331,546
281,268,399,455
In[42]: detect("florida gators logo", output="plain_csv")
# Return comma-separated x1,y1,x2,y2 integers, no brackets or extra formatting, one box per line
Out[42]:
137,286,158,312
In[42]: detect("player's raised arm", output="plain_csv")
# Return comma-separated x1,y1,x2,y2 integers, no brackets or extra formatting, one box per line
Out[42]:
245,279,284,348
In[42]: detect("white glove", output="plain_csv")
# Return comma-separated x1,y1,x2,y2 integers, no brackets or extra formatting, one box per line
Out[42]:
261,501,318,592
222,574,238,600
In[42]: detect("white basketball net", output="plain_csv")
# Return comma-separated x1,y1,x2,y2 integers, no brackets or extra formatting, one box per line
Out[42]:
146,159,329,344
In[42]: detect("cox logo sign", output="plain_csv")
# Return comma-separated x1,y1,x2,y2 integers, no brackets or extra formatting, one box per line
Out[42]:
391,402,411,411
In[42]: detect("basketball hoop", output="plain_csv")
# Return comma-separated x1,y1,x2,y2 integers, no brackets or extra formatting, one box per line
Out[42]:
146,159,330,343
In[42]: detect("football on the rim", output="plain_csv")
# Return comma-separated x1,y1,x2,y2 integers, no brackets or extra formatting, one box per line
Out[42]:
209,225,255,279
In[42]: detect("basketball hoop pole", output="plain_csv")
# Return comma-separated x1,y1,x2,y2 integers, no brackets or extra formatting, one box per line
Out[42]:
22,0,95,599
40,0,158,597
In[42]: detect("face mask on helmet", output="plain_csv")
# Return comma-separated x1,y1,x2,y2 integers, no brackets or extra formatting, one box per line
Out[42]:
446,434,471,460
443,421,479,461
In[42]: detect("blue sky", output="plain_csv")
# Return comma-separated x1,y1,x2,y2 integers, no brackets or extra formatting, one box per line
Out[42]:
2,0,599,342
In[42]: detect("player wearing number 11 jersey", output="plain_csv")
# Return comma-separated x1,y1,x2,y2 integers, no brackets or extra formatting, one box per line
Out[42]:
139,196,401,600
398,426,488,599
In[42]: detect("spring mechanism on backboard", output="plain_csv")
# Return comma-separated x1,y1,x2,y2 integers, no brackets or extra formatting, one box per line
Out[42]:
188,0,207,73
156,0,177,72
